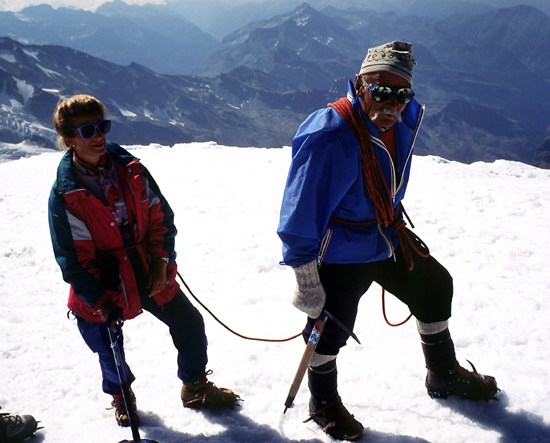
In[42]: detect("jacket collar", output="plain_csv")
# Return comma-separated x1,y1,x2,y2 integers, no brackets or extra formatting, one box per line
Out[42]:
55,142,139,194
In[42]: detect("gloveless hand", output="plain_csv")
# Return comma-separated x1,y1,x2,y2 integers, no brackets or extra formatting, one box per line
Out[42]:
147,258,168,297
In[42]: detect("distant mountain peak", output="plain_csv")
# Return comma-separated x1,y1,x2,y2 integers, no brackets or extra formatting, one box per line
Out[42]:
96,0,133,15
294,3,317,14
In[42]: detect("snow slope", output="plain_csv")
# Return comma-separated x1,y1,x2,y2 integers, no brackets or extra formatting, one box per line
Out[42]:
1,142,549,443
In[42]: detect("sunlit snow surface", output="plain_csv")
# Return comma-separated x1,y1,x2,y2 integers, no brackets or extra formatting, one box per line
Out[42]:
1,142,549,443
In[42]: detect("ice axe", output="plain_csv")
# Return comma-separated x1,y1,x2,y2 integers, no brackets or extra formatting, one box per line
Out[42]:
107,319,159,443
283,309,360,413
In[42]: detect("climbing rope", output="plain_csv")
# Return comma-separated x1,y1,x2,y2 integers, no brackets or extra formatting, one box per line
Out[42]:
177,271,302,342
178,270,411,339
381,288,412,327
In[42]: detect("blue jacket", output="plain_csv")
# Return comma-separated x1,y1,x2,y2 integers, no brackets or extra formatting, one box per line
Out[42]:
277,80,424,267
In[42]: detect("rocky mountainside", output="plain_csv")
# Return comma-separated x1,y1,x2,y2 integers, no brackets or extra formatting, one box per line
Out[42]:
156,0,550,40
198,3,550,165
533,136,550,169
0,2,218,75
199,4,362,91
0,37,336,156
1,2,549,167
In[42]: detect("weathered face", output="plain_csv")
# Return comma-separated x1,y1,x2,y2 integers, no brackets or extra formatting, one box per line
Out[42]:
63,113,107,166
355,71,410,128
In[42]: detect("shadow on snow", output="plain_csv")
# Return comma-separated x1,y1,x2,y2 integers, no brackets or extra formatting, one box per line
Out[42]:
438,391,550,443
135,406,433,443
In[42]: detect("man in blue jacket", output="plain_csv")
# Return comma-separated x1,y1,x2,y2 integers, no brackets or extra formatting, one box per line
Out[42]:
278,41,498,441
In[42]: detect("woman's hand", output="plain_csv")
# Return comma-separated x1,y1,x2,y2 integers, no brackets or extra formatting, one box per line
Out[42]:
147,258,168,297
99,299,124,332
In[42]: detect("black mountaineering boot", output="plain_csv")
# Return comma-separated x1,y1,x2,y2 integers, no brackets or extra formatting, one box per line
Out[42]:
0,411,39,442
426,360,499,401
305,360,364,441
421,328,498,401
305,396,364,441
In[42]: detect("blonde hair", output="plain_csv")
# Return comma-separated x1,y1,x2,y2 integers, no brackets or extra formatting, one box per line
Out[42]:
53,94,107,150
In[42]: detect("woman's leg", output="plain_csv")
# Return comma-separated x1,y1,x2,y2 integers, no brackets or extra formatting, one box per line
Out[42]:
140,289,208,383
76,316,135,395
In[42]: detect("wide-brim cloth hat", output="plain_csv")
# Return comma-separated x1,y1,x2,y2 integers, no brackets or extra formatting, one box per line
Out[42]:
359,41,416,85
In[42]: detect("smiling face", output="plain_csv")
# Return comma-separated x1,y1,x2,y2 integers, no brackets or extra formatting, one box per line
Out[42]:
355,71,410,128
63,113,107,166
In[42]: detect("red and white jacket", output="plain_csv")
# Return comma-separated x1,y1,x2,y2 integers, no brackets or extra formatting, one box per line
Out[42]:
48,142,179,322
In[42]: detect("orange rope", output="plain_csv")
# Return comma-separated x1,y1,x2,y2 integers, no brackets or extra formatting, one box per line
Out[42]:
381,288,412,327
329,98,394,226
177,271,302,342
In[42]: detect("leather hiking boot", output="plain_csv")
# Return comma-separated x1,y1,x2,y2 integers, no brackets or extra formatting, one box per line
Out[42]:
304,395,364,441
111,389,139,428
181,370,241,410
426,360,499,401
0,411,39,443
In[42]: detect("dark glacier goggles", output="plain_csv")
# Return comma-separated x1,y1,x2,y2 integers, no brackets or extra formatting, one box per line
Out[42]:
72,120,111,139
366,83,415,104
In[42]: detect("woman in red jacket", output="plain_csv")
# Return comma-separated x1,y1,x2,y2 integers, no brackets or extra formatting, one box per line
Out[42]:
48,95,239,427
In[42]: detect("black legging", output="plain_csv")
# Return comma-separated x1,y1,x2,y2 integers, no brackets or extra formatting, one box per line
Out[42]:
304,244,453,355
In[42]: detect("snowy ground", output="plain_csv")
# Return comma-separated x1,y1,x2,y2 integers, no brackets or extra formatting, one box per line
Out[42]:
1,142,549,443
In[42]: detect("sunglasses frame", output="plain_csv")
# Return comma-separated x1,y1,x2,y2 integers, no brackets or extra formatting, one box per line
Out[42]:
72,120,112,139
363,81,415,104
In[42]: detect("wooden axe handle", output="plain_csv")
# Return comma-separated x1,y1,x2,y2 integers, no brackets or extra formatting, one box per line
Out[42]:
283,316,327,413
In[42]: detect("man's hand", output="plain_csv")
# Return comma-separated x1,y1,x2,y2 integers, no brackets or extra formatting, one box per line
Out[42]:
147,258,168,297
292,260,326,319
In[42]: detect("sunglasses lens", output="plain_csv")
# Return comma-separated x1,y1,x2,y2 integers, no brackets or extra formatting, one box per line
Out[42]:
374,90,391,102
76,121,111,139
397,89,414,104
367,84,414,104
98,120,111,135
368,85,392,103
79,124,96,139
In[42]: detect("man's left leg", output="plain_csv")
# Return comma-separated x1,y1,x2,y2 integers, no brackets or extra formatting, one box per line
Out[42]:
377,248,498,401
417,319,498,400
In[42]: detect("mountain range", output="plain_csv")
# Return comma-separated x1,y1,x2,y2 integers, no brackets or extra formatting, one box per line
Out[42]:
0,36,336,152
0,1,549,168
0,1,218,75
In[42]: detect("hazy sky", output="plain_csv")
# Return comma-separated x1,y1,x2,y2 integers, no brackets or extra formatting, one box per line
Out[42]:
1,0,547,15
0,0,258,12
0,0,163,12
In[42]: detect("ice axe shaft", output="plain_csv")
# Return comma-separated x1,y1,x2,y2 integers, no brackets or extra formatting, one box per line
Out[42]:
283,315,327,413
108,322,159,443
